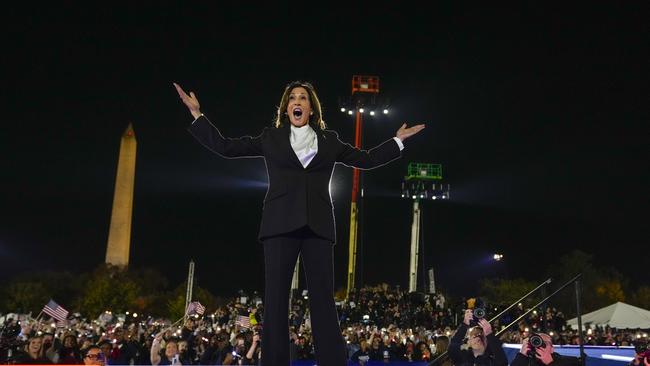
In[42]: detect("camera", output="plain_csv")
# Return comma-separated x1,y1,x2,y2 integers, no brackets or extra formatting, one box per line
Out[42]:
466,298,486,326
529,334,545,348
527,334,546,358
472,307,486,321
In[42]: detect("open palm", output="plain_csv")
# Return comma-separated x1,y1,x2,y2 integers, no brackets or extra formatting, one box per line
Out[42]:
173,82,202,118
396,123,426,141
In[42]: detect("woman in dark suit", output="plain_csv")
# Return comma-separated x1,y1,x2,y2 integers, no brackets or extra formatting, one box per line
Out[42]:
174,81,424,365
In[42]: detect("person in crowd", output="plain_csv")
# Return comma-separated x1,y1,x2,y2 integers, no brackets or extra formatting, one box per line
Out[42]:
150,332,181,365
350,338,371,364
428,335,453,366
449,309,508,366
41,332,59,363
630,348,650,366
59,334,82,364
97,340,113,364
200,331,234,365
292,334,314,360
177,340,193,365
412,340,432,362
82,345,106,366
230,332,249,364
345,331,360,359
17,335,52,364
242,332,261,365
511,332,580,366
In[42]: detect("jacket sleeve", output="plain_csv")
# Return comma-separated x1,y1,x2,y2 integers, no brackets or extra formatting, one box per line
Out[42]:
486,333,508,366
188,115,264,158
448,323,467,363
333,131,401,169
510,352,529,366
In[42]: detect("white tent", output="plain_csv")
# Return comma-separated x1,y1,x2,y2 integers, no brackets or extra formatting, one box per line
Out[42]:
567,302,650,329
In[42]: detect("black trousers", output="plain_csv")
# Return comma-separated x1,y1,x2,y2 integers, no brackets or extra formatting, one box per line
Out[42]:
261,227,347,366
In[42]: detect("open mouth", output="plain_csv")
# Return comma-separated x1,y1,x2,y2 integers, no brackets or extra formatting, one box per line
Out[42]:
292,108,303,119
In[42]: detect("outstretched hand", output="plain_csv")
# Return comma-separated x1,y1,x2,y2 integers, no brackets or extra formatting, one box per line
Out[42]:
173,82,202,119
478,318,492,336
396,123,425,141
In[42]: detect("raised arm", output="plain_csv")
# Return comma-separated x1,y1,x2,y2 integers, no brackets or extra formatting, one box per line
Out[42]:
174,82,264,158
479,319,508,366
174,82,203,119
334,122,424,169
449,310,472,363
150,332,163,366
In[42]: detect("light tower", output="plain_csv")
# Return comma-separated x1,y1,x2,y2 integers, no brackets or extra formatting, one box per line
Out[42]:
105,123,137,268
339,76,389,298
400,163,450,293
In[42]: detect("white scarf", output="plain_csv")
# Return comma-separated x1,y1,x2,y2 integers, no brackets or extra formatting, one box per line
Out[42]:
290,124,318,168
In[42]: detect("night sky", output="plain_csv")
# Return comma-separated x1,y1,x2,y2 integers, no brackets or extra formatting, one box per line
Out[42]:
2,3,647,298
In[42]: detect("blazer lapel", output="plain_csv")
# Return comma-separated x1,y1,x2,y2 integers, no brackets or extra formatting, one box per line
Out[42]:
305,128,325,169
281,123,304,168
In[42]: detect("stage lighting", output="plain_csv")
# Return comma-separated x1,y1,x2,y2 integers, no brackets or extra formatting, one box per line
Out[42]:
369,110,375,116
340,107,346,112
383,109,389,114
348,110,353,115
359,108,365,113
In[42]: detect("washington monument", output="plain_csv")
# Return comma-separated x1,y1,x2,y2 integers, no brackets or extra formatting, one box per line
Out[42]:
105,123,136,267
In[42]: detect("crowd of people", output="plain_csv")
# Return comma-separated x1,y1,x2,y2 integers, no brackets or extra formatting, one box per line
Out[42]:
0,284,646,365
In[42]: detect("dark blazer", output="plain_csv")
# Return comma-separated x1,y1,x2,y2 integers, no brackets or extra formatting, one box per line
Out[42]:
188,116,402,242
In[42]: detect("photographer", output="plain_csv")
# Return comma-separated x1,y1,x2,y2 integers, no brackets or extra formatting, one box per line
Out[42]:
511,333,579,366
630,341,650,366
448,309,507,366
0,318,26,364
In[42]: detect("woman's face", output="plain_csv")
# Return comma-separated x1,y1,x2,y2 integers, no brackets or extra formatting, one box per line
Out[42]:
178,341,188,353
287,87,312,127
64,336,75,347
29,337,42,354
360,340,368,350
165,342,178,359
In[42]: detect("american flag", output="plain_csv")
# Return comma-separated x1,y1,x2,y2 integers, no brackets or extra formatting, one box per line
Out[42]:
236,315,250,328
42,300,68,321
186,301,206,316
